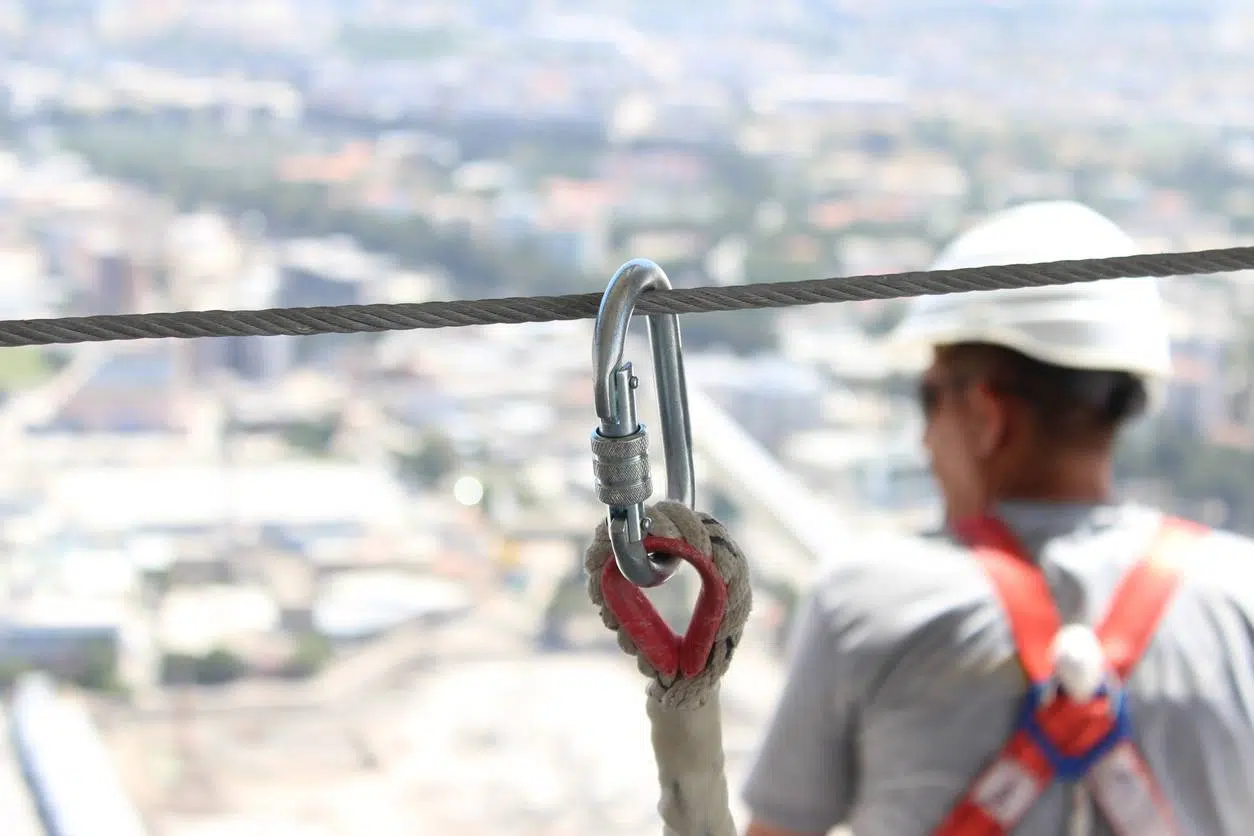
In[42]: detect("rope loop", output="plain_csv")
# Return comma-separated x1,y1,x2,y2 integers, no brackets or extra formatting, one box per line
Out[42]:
585,500,752,709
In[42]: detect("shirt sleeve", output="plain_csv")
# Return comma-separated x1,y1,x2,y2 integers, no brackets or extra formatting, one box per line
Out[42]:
740,588,858,834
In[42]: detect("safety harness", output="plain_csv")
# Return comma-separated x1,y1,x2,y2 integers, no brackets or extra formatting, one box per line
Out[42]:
936,515,1205,836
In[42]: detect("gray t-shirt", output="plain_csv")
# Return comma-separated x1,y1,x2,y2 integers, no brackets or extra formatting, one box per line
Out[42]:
741,501,1254,835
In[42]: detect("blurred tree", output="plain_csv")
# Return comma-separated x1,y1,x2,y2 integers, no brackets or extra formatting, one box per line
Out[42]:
278,633,333,679
395,430,461,488
196,647,248,686
64,120,797,349
1116,425,1254,535
158,647,244,687
0,660,29,690
281,417,339,457
74,638,122,694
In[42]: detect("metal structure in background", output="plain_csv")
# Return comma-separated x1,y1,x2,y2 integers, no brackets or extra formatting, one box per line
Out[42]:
590,259,696,588
9,673,150,836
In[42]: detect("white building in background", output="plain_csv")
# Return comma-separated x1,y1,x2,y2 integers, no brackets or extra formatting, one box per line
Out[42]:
157,585,281,655
43,462,411,535
313,571,472,642
0,241,57,319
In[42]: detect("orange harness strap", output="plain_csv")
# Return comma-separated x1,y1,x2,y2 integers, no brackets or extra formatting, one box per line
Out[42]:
934,515,1204,836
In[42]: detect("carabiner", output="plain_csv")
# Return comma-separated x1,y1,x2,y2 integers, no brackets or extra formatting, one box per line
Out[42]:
591,259,696,588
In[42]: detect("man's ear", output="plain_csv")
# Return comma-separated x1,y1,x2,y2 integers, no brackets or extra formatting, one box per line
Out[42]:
965,382,1007,459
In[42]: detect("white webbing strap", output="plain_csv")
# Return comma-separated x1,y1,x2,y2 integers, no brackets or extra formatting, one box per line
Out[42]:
1085,741,1175,836
966,751,1046,828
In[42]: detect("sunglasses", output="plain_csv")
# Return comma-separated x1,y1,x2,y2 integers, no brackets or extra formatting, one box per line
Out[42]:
919,375,1026,419
918,379,944,419
918,375,971,419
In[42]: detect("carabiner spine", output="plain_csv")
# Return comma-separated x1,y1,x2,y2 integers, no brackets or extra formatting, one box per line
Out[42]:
646,314,695,510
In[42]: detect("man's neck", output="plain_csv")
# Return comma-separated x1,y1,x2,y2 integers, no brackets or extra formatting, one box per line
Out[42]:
992,452,1114,506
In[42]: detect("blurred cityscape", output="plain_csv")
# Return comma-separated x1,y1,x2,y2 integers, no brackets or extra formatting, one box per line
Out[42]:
0,0,1253,833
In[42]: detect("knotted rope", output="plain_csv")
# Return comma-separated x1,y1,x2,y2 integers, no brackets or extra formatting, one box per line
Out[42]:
585,500,753,836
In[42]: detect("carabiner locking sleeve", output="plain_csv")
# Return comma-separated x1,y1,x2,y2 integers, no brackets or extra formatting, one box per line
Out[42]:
591,259,696,588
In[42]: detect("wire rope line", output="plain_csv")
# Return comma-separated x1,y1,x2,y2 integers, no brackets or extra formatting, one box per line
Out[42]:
3,246,1253,348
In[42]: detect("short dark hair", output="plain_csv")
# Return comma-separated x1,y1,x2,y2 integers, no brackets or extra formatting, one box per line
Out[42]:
938,342,1148,446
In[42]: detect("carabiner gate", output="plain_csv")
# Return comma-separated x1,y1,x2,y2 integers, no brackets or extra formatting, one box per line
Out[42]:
591,259,696,588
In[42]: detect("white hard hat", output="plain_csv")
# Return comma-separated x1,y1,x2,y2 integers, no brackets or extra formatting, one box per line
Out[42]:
890,201,1172,379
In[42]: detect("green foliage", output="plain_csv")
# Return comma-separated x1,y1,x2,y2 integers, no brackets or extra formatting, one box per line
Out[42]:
395,430,461,488
144,567,173,598
278,632,333,679
337,25,465,62
0,348,57,391
0,659,30,689
61,113,1254,363
0,642,124,696
197,648,247,685
159,646,248,686
1116,425,1254,534
53,121,784,350
59,123,585,299
281,417,339,457
73,637,123,694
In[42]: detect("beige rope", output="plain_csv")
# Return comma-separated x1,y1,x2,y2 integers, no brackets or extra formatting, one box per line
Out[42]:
585,500,753,836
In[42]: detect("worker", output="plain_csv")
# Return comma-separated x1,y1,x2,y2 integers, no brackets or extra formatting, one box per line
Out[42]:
740,201,1254,836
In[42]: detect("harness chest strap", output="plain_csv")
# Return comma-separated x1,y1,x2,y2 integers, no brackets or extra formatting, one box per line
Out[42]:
935,516,1204,836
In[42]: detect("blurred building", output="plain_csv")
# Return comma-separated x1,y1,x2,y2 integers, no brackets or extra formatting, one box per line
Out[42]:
47,345,187,434
689,355,826,454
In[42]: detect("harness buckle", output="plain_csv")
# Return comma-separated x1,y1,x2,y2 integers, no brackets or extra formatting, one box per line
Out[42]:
1018,678,1131,782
